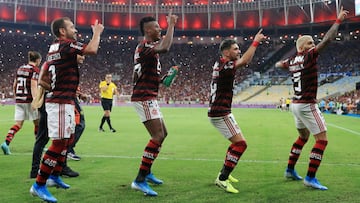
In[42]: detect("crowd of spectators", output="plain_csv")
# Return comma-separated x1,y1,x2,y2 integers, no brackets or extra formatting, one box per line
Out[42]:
318,40,360,76
0,32,276,104
1,31,359,107
319,89,360,115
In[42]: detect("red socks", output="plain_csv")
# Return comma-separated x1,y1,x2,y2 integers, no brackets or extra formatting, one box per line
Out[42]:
287,136,308,169
139,139,161,172
221,141,247,179
5,124,21,145
36,139,68,185
307,140,328,177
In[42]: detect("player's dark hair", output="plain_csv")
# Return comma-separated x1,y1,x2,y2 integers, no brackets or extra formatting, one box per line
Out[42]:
51,17,71,38
28,51,42,62
219,38,237,53
139,16,156,36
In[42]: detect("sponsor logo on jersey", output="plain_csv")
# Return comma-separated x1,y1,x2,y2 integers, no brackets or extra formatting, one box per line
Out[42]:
47,53,61,61
17,70,30,76
224,61,234,69
70,42,83,50
289,56,305,72
49,43,60,53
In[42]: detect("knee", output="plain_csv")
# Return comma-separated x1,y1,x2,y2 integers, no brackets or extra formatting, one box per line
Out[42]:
154,135,165,143
234,140,247,151
314,131,327,141
52,139,67,147
15,123,23,129
241,141,247,150
153,132,167,143
298,128,310,139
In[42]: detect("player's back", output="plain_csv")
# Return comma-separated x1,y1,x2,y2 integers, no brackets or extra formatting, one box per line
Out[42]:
15,64,38,103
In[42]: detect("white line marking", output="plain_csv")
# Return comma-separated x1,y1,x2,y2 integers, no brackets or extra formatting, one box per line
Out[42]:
11,153,360,167
327,123,360,136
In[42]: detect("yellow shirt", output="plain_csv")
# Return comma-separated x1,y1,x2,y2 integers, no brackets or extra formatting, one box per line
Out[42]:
99,81,117,99
285,98,291,105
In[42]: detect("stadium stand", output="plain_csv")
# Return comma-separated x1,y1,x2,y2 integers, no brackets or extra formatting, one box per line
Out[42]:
0,27,359,108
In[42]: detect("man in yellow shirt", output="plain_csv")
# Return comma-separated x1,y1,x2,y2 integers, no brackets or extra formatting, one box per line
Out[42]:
99,74,120,132
285,98,291,111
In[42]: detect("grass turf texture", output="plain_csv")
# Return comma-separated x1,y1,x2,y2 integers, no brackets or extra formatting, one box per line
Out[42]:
0,105,359,203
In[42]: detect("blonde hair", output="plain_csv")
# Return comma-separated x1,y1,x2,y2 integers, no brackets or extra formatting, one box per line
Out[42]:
296,35,313,52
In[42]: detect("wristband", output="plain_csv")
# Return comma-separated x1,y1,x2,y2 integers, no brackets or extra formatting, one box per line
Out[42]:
251,41,260,47
335,19,342,24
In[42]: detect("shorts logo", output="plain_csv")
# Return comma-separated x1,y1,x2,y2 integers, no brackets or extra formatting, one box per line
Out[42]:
235,125,240,130
147,100,154,107
66,126,72,134
152,109,158,115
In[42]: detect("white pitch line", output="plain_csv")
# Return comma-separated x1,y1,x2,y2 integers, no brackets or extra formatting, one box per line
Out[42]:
327,123,360,136
10,153,360,167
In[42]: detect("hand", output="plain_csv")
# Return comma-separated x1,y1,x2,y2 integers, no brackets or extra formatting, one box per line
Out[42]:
166,9,178,26
31,86,45,109
91,19,104,36
253,29,266,43
77,55,85,64
79,93,90,102
31,96,44,109
337,6,349,21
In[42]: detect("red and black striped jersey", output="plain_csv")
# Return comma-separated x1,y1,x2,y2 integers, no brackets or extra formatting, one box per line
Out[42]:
281,47,319,104
14,64,40,103
45,39,86,104
131,40,161,102
208,58,236,117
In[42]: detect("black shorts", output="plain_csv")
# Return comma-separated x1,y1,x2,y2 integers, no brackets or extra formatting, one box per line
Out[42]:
101,98,113,111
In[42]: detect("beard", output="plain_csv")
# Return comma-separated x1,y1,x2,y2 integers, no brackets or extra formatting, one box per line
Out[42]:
66,32,76,40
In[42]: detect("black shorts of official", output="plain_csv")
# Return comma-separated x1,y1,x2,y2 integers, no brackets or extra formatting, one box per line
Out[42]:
101,98,113,111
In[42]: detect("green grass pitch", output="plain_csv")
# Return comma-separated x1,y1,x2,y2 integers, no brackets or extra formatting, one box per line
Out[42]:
0,105,359,203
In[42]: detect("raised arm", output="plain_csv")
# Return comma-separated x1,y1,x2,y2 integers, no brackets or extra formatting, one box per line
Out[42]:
83,20,104,55
235,29,266,68
316,6,348,53
154,10,178,53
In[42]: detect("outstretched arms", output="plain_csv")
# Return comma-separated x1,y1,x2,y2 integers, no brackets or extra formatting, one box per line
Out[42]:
235,29,266,68
83,20,104,55
154,10,178,53
316,6,348,53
